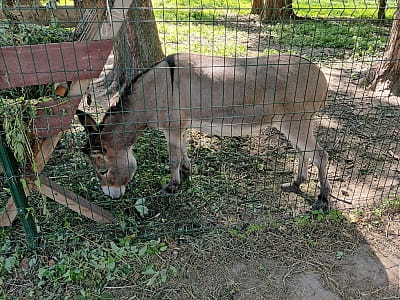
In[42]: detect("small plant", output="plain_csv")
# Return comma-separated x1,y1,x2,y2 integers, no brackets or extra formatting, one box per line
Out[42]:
336,250,344,260
369,196,400,225
142,265,178,286
380,197,400,214
295,214,312,226
134,198,149,217
230,223,265,238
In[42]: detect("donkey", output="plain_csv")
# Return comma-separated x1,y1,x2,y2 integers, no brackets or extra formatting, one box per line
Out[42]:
78,53,331,210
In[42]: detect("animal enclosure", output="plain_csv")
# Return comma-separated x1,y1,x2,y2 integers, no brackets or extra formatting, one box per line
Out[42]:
0,0,399,250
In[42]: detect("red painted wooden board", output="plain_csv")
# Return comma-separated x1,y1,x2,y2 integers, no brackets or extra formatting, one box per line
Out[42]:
0,40,113,89
32,97,81,138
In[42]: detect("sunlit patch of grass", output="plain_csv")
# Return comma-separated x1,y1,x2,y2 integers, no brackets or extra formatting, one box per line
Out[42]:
293,0,397,19
153,0,252,22
158,22,249,56
266,20,389,56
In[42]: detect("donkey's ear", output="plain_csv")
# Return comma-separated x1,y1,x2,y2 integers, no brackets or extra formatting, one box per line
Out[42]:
76,110,98,134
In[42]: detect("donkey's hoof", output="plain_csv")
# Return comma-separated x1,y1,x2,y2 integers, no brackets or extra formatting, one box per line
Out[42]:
312,194,329,211
162,182,179,195
281,182,300,193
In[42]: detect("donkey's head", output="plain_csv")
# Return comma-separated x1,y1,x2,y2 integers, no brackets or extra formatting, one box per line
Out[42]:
77,110,137,199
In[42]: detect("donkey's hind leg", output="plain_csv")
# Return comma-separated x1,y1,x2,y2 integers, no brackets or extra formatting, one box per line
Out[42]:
276,118,330,209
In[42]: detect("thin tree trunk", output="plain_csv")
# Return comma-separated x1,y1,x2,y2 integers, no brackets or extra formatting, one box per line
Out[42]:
378,0,387,20
111,0,164,86
370,4,400,95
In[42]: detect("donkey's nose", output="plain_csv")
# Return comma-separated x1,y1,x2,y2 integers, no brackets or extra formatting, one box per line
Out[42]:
102,185,126,199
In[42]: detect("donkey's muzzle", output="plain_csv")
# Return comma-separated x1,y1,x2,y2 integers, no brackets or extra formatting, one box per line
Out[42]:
102,185,126,199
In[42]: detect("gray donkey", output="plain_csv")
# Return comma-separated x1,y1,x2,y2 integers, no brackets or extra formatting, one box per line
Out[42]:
78,53,331,210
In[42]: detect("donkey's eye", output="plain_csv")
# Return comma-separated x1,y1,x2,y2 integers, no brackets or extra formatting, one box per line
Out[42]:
99,169,108,176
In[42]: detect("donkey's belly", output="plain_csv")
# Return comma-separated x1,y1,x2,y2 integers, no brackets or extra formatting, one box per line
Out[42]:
190,118,273,137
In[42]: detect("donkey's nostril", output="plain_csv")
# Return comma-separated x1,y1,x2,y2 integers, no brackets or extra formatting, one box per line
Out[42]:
99,169,108,176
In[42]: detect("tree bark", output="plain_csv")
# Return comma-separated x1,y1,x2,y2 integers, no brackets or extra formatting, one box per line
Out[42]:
370,4,400,95
378,0,387,20
251,0,263,15
9,0,39,6
111,0,164,85
260,0,294,21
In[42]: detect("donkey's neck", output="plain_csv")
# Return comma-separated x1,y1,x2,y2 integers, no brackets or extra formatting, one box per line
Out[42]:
100,89,145,146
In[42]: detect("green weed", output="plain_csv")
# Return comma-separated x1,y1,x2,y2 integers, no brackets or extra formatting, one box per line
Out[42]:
370,196,400,225
295,209,344,226
230,223,265,238
1,238,173,298
142,265,178,286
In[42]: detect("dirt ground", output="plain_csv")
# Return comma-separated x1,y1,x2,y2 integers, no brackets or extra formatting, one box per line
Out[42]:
79,51,400,299
102,218,400,299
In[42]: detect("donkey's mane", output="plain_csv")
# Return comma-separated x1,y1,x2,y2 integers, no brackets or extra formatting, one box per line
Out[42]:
100,58,166,129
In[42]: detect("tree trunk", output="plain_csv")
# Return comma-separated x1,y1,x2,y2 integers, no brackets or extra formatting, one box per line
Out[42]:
251,0,263,15
11,0,39,6
378,0,387,20
260,0,294,21
111,0,164,86
370,4,400,95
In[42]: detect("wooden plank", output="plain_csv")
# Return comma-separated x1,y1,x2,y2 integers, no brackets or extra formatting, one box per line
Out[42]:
0,40,113,89
35,175,116,224
0,197,18,227
32,97,81,138
1,175,117,226
32,134,64,174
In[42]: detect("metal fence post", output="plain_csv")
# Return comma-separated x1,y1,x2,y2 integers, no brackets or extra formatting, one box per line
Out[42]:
0,136,38,249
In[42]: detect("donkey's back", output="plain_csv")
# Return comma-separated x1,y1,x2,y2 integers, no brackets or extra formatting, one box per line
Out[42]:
136,53,328,136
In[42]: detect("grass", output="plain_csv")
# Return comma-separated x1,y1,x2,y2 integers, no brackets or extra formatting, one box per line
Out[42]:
0,233,178,298
294,0,397,19
267,20,389,56
158,22,250,56
153,0,392,57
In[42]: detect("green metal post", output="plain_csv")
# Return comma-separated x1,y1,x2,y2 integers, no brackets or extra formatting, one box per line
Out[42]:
0,136,38,249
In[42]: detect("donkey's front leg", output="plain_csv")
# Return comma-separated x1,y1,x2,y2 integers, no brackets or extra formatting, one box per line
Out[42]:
162,129,185,194
180,130,191,180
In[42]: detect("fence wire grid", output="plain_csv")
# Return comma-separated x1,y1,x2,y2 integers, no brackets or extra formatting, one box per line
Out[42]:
0,0,399,251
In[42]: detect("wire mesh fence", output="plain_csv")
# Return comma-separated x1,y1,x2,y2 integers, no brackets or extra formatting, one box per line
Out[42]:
0,0,399,253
